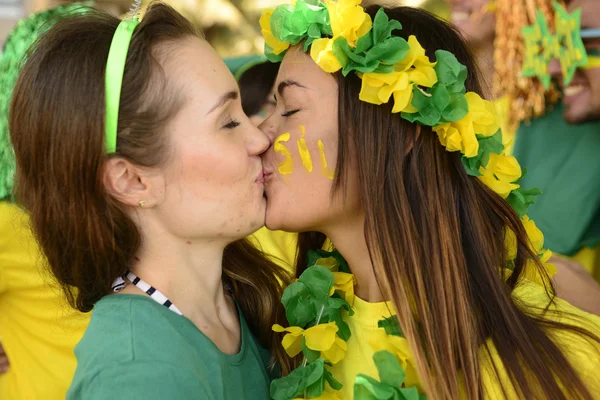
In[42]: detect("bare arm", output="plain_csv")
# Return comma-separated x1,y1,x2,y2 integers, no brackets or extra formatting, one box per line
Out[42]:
551,256,600,316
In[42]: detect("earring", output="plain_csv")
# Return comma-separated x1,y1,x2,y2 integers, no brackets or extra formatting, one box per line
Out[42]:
138,200,146,207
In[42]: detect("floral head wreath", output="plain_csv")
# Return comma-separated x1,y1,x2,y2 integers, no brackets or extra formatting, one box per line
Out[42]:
261,1,556,398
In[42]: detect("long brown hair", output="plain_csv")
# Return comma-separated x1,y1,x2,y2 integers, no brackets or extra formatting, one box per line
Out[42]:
10,2,292,374
297,6,599,399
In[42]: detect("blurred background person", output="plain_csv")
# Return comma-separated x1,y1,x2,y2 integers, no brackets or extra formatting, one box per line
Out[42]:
449,0,600,315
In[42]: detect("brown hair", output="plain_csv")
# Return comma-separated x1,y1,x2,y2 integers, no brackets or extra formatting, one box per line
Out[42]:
297,6,599,399
10,2,292,374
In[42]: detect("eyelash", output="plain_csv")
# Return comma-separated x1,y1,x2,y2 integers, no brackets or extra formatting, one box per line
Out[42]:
282,109,300,117
223,119,241,129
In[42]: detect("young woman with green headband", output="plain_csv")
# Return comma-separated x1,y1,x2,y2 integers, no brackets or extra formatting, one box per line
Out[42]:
9,2,295,398
258,1,600,399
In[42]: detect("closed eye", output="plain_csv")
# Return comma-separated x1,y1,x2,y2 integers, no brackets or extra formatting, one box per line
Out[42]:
223,120,241,129
282,109,300,117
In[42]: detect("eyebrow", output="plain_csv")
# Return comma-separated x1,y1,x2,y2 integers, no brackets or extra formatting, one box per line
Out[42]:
276,80,307,98
206,90,238,115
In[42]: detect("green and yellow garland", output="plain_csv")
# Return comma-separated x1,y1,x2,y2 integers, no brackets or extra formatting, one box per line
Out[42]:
261,1,556,398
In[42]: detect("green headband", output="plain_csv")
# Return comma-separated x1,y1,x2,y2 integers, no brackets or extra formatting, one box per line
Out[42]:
104,17,139,154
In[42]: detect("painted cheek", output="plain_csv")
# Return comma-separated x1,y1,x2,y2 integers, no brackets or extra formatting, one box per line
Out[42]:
297,125,313,172
318,140,335,180
274,132,294,175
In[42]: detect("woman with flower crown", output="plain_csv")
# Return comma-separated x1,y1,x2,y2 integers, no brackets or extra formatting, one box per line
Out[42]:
258,1,600,399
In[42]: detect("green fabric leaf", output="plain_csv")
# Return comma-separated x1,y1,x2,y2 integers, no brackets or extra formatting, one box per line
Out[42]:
264,44,286,62
377,316,404,337
306,249,350,273
433,50,467,93
282,281,317,327
441,93,468,122
373,351,406,388
305,373,326,398
402,87,441,126
365,37,409,65
354,375,398,400
270,0,330,45
302,337,322,362
299,265,335,302
270,359,326,400
371,8,402,43
323,307,352,340
507,186,543,217
324,367,343,391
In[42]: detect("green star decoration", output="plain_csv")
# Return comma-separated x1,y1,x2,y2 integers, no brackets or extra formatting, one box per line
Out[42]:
554,2,588,86
522,9,554,89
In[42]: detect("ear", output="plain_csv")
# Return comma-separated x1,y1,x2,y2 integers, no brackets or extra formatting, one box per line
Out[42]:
103,158,155,208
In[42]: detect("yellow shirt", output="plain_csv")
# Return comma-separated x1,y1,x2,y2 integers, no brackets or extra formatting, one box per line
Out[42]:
330,279,600,399
249,227,298,272
0,203,89,400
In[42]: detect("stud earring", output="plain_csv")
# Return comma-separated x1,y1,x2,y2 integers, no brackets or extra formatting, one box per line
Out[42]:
138,200,146,207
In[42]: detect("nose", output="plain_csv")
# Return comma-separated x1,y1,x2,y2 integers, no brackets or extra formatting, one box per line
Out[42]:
247,123,270,156
548,58,562,79
258,116,277,146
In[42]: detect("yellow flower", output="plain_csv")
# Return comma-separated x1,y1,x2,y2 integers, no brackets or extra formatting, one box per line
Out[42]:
260,10,290,55
522,215,544,255
478,153,521,198
272,324,304,357
522,257,557,286
326,0,372,47
433,92,499,158
504,226,517,260
331,271,356,306
273,322,347,364
310,38,343,73
359,36,436,113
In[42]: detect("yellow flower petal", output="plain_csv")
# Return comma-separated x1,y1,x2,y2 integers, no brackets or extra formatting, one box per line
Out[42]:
465,92,499,137
316,257,339,271
304,322,339,351
260,10,290,55
504,226,518,260
522,216,544,254
321,336,348,364
332,271,356,306
273,324,304,358
310,38,342,73
326,0,372,46
478,154,521,198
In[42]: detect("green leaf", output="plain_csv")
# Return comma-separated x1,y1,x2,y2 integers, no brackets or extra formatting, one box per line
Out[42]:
365,37,409,65
299,265,335,302
507,186,542,217
306,249,350,273
441,93,468,122
356,30,373,53
431,84,451,114
433,50,467,93
354,375,397,400
302,337,322,362
371,8,390,43
399,387,421,400
305,373,326,398
324,368,343,391
270,359,326,400
377,316,404,337
460,130,503,176
373,350,406,388
324,307,352,341
282,281,317,327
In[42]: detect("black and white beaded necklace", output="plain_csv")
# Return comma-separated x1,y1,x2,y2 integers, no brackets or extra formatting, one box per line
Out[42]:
111,271,183,316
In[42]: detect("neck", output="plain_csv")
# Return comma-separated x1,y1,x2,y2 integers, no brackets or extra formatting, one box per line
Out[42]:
129,229,230,322
323,214,384,303
473,40,496,99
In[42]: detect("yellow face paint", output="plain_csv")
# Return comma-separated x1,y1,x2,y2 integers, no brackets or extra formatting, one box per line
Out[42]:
297,125,313,173
274,133,294,175
583,56,600,70
318,140,335,180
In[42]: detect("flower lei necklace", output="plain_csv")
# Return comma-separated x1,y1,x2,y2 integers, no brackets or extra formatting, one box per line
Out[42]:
271,249,426,400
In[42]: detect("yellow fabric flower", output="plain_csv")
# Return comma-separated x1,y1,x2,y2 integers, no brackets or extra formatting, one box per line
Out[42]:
310,38,343,73
326,0,372,47
331,272,356,306
272,324,304,357
522,216,544,255
273,322,346,363
478,153,522,198
433,92,499,158
504,226,518,260
322,336,348,364
260,10,290,55
359,36,437,113
522,257,557,286
315,256,339,271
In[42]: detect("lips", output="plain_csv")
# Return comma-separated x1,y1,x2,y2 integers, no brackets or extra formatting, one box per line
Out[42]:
262,168,274,182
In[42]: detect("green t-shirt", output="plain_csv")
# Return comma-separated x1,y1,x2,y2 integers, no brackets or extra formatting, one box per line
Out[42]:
67,294,272,399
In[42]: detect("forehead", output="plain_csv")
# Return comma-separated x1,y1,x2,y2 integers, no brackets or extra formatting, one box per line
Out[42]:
277,46,337,92
163,37,238,103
